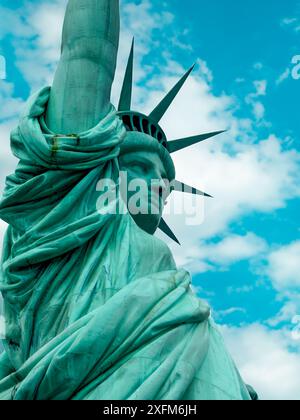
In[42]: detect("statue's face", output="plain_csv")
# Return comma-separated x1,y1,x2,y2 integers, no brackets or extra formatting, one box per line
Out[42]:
119,150,169,234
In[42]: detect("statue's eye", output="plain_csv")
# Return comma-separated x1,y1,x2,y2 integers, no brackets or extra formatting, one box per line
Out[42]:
131,162,148,174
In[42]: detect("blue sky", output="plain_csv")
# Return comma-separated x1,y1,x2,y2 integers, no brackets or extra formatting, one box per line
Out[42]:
0,0,300,399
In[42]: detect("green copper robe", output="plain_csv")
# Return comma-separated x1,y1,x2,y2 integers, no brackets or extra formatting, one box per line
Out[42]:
0,87,251,400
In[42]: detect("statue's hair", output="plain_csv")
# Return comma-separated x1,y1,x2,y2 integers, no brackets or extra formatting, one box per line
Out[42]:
120,131,176,182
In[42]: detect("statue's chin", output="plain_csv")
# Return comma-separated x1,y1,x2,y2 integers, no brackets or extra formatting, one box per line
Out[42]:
131,213,161,235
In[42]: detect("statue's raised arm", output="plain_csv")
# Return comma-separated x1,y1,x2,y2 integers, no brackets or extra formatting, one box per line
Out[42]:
45,0,120,134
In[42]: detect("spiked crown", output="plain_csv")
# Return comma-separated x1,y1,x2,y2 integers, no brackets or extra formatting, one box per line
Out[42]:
117,39,224,244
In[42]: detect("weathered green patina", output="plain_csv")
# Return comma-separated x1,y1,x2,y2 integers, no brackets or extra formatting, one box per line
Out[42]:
0,0,254,400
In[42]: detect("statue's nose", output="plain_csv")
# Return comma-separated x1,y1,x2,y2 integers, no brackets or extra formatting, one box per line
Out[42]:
151,181,168,199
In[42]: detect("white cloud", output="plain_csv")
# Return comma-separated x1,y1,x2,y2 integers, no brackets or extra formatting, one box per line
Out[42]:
253,80,267,96
215,307,246,319
227,285,255,294
0,81,24,120
267,241,300,291
245,80,267,120
267,301,300,327
196,59,213,83
205,233,267,266
276,68,291,85
178,232,267,273
170,232,267,274
264,241,300,330
13,0,67,90
281,17,300,33
282,18,297,26
222,324,300,400
0,6,33,39
252,101,265,120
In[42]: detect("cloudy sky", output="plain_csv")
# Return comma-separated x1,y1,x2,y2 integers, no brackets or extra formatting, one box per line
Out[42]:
0,0,300,400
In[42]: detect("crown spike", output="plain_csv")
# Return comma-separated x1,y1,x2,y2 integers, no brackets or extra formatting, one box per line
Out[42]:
149,64,195,123
158,218,181,245
118,38,135,112
167,130,225,153
172,181,213,198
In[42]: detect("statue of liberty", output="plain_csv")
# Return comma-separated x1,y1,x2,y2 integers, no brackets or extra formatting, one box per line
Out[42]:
0,0,256,400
